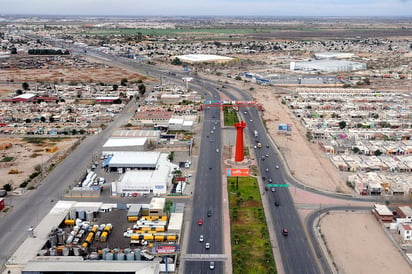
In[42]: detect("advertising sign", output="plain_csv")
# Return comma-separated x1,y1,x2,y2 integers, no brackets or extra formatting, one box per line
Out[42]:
226,168,250,177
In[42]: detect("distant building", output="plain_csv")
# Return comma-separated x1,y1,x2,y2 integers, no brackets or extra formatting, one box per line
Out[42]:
314,52,355,59
290,60,366,73
372,204,394,223
172,54,234,64
397,206,412,222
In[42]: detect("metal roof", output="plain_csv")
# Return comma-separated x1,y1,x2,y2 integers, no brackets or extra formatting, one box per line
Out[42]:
103,137,147,148
109,151,161,168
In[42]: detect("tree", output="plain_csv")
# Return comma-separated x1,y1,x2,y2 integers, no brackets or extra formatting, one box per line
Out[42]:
15,89,23,95
49,116,55,123
338,121,347,129
171,57,182,65
40,116,46,122
138,84,146,96
3,183,12,191
10,47,17,54
25,118,31,123
112,84,118,91
352,147,360,154
374,150,383,156
120,78,128,86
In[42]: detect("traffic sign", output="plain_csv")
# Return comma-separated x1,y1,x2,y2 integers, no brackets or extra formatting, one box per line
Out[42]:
266,184,289,187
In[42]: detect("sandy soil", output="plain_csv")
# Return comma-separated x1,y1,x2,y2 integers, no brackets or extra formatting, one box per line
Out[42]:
321,212,411,274
0,137,77,190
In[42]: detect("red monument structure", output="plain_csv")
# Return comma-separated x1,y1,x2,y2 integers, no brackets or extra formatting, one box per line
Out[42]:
234,121,247,162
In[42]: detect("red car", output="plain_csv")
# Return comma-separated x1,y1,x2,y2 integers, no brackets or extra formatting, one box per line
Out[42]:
282,228,288,236
198,219,203,225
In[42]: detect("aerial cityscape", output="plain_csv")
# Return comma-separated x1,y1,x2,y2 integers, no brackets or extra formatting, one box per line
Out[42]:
0,2,411,274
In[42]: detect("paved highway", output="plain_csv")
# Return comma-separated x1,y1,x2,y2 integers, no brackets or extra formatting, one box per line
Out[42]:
183,86,224,273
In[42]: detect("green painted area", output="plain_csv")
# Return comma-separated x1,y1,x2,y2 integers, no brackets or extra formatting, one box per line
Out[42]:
228,177,277,274
267,184,289,187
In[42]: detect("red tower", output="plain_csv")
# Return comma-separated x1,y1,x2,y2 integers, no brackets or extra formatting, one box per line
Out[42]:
234,121,247,162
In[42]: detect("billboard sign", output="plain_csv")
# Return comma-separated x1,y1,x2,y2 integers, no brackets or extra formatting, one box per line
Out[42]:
155,245,177,254
226,168,250,177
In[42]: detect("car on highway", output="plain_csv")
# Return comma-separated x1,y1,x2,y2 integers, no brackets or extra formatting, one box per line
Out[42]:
266,144,270,148
268,178,272,183
265,168,269,172
210,261,215,270
271,187,276,192
275,201,280,207
207,210,212,217
276,165,279,169
282,228,288,236
216,148,219,153
199,235,204,242
198,219,203,225
205,242,210,249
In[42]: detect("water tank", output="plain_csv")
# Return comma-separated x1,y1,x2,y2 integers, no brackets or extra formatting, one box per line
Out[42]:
73,247,80,256
77,210,86,220
105,252,114,260
102,248,110,257
127,252,135,261
62,247,70,256
49,248,57,256
116,252,125,261
134,249,141,260
86,210,94,222
57,230,65,245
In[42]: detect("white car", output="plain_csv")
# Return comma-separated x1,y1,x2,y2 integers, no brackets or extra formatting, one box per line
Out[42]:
199,235,204,242
205,242,210,249
276,165,279,169
216,148,220,153
210,261,215,270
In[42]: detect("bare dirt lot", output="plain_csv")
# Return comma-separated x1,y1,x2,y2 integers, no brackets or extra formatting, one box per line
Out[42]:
320,212,411,274
0,137,77,190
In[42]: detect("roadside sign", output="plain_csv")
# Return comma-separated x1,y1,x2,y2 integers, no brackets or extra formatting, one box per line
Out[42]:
227,168,250,177
266,184,289,187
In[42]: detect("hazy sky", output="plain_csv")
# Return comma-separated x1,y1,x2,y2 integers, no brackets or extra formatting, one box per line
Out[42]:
1,0,412,17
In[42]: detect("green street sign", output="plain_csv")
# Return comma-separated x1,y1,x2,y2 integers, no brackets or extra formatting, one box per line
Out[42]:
267,184,289,187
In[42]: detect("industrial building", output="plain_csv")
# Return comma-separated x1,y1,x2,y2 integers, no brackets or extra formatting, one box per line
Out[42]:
105,151,178,195
290,59,366,73
314,52,355,59
102,137,148,152
111,129,161,144
171,54,234,63
114,167,174,196
4,199,184,273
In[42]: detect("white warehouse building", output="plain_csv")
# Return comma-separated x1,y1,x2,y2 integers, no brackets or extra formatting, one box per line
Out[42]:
110,152,178,195
290,60,366,73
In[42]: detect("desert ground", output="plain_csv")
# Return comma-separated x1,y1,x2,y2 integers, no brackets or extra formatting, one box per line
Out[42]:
0,137,78,190
320,212,411,274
